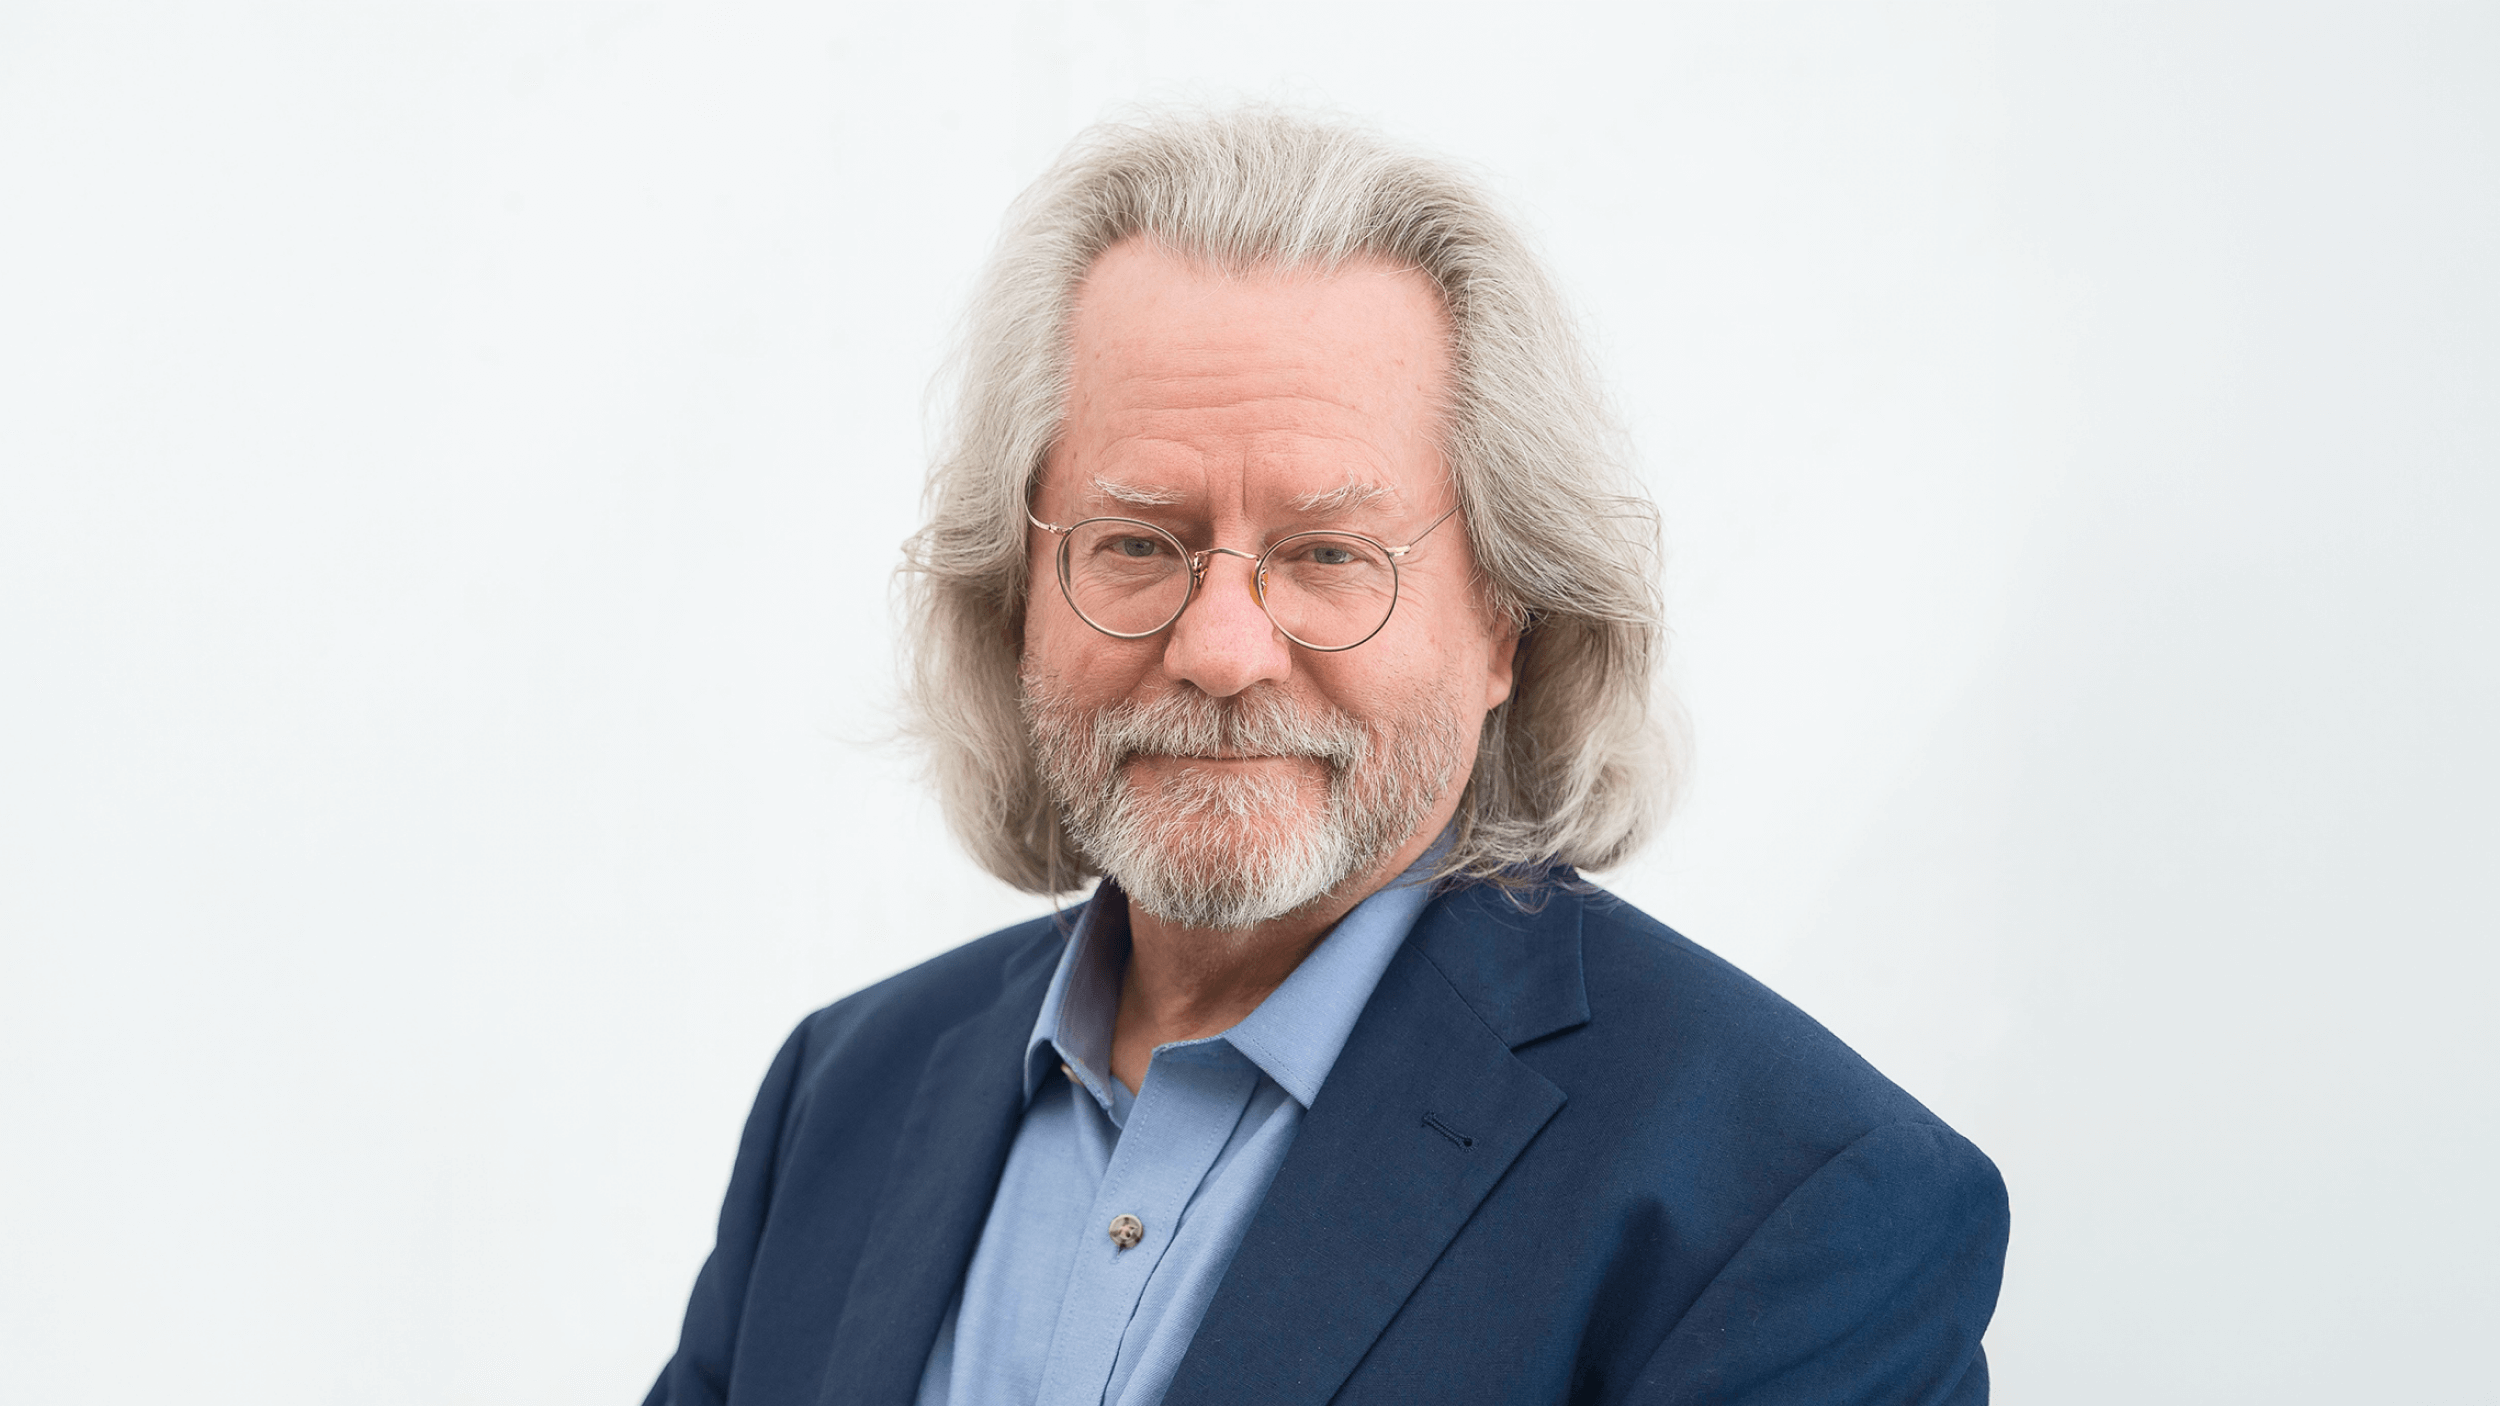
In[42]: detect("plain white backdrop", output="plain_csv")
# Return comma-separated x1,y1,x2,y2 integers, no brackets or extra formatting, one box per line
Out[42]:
2,4,2493,1402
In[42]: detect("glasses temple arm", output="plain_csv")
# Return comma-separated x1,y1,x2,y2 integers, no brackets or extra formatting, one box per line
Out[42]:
1387,502,1463,557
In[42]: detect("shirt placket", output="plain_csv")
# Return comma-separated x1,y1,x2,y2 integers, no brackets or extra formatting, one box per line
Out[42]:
1029,1041,1260,1406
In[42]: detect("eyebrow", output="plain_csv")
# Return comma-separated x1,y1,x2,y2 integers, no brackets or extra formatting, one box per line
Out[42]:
1287,480,1392,515
1083,474,1395,516
1088,476,1189,507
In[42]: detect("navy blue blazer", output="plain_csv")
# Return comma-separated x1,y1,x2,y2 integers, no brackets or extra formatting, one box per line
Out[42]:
646,880,2008,1405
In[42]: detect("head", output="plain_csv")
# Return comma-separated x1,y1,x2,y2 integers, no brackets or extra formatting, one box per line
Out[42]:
903,108,1677,922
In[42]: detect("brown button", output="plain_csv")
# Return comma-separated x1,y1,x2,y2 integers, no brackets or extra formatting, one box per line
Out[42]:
1060,1062,1076,1083
1107,1213,1144,1250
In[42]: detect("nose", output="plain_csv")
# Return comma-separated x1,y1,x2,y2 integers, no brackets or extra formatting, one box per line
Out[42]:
1160,551,1293,697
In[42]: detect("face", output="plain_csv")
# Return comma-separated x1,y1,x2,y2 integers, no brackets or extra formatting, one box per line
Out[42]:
1021,237,1520,930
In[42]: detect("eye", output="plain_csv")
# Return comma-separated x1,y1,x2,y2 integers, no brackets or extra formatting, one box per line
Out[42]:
1110,535,1164,559
1276,535,1380,570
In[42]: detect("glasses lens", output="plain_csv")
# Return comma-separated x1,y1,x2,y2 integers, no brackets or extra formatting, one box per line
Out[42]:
1062,519,1193,636
1260,532,1398,649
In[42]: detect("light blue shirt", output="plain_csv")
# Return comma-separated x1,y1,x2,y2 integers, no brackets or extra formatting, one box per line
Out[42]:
912,862,1437,1406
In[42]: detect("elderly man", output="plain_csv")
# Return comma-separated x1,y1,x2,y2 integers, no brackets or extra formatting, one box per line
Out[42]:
646,111,2007,1406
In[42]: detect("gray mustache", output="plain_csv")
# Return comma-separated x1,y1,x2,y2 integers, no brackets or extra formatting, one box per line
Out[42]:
1087,692,1369,768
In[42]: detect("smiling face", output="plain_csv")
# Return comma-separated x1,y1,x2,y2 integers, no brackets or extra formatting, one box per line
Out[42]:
1020,237,1520,930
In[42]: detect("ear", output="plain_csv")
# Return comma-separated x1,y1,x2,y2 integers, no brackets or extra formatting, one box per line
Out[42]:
1482,616,1523,711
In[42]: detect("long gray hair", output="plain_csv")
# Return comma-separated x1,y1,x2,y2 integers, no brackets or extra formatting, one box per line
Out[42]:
900,107,1679,896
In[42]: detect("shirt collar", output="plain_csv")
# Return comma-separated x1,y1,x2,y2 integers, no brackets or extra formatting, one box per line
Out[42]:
1022,886,1130,1116
1023,845,1444,1116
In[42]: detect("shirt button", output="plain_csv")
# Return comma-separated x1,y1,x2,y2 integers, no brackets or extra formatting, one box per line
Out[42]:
1107,1214,1144,1250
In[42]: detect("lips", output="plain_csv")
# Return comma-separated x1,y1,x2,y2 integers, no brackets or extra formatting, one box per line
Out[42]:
1123,751,1327,765
1031,682,1373,774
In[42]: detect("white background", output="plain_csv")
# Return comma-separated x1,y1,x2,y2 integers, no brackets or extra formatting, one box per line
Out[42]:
3,4,2493,1402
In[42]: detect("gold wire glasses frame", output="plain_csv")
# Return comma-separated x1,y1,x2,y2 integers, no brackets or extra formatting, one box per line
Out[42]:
1026,504,1462,652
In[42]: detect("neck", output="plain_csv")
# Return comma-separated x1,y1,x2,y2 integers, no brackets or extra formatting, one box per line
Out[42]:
1104,801,1454,1094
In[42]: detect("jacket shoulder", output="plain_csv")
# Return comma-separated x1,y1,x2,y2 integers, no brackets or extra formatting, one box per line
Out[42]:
1553,884,1951,1145
781,906,1070,1098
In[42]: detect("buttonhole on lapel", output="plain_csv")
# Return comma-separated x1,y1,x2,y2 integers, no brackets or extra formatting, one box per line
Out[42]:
1422,1112,1474,1149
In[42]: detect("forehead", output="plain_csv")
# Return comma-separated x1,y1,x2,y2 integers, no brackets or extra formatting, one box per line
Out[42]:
1051,238,1453,512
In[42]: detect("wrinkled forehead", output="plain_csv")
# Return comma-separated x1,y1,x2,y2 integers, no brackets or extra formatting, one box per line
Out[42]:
1043,238,1455,522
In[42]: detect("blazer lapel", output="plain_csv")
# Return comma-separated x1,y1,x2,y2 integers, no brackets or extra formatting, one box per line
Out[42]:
817,922,1065,1405
1165,884,1589,1406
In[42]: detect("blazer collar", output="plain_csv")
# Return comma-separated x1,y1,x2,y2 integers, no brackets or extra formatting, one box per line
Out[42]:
816,907,1069,1406
1163,880,1591,1406
1402,876,1591,1050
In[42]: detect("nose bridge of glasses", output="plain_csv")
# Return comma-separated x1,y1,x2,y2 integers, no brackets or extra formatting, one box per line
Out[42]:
1186,544,1269,611
1187,544,1263,574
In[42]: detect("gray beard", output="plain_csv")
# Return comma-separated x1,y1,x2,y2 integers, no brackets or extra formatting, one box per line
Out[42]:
1021,677,1463,931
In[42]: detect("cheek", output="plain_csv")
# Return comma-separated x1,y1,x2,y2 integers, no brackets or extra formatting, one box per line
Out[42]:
1310,648,1477,741
1368,590,1506,699
1022,603,1154,703
1021,548,1081,668
1312,600,1509,754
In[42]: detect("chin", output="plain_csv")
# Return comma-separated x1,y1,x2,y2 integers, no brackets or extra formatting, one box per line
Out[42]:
1113,835,1358,933
1104,764,1358,931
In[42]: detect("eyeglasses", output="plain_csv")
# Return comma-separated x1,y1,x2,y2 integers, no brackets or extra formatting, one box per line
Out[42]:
1026,504,1461,652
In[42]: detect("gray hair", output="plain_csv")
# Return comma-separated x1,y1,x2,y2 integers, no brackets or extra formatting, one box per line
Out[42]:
900,106,1679,895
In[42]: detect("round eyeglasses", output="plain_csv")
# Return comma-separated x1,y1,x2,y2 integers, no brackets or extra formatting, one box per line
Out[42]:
1026,504,1461,652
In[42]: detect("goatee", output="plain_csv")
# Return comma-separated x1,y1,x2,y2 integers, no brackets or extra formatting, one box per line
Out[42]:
1021,676,1463,931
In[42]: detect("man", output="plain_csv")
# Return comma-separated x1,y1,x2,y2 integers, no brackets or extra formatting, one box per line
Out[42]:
646,110,2007,1406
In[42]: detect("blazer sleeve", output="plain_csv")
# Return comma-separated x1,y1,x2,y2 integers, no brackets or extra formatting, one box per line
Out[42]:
1628,1121,2011,1406
642,1021,812,1406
